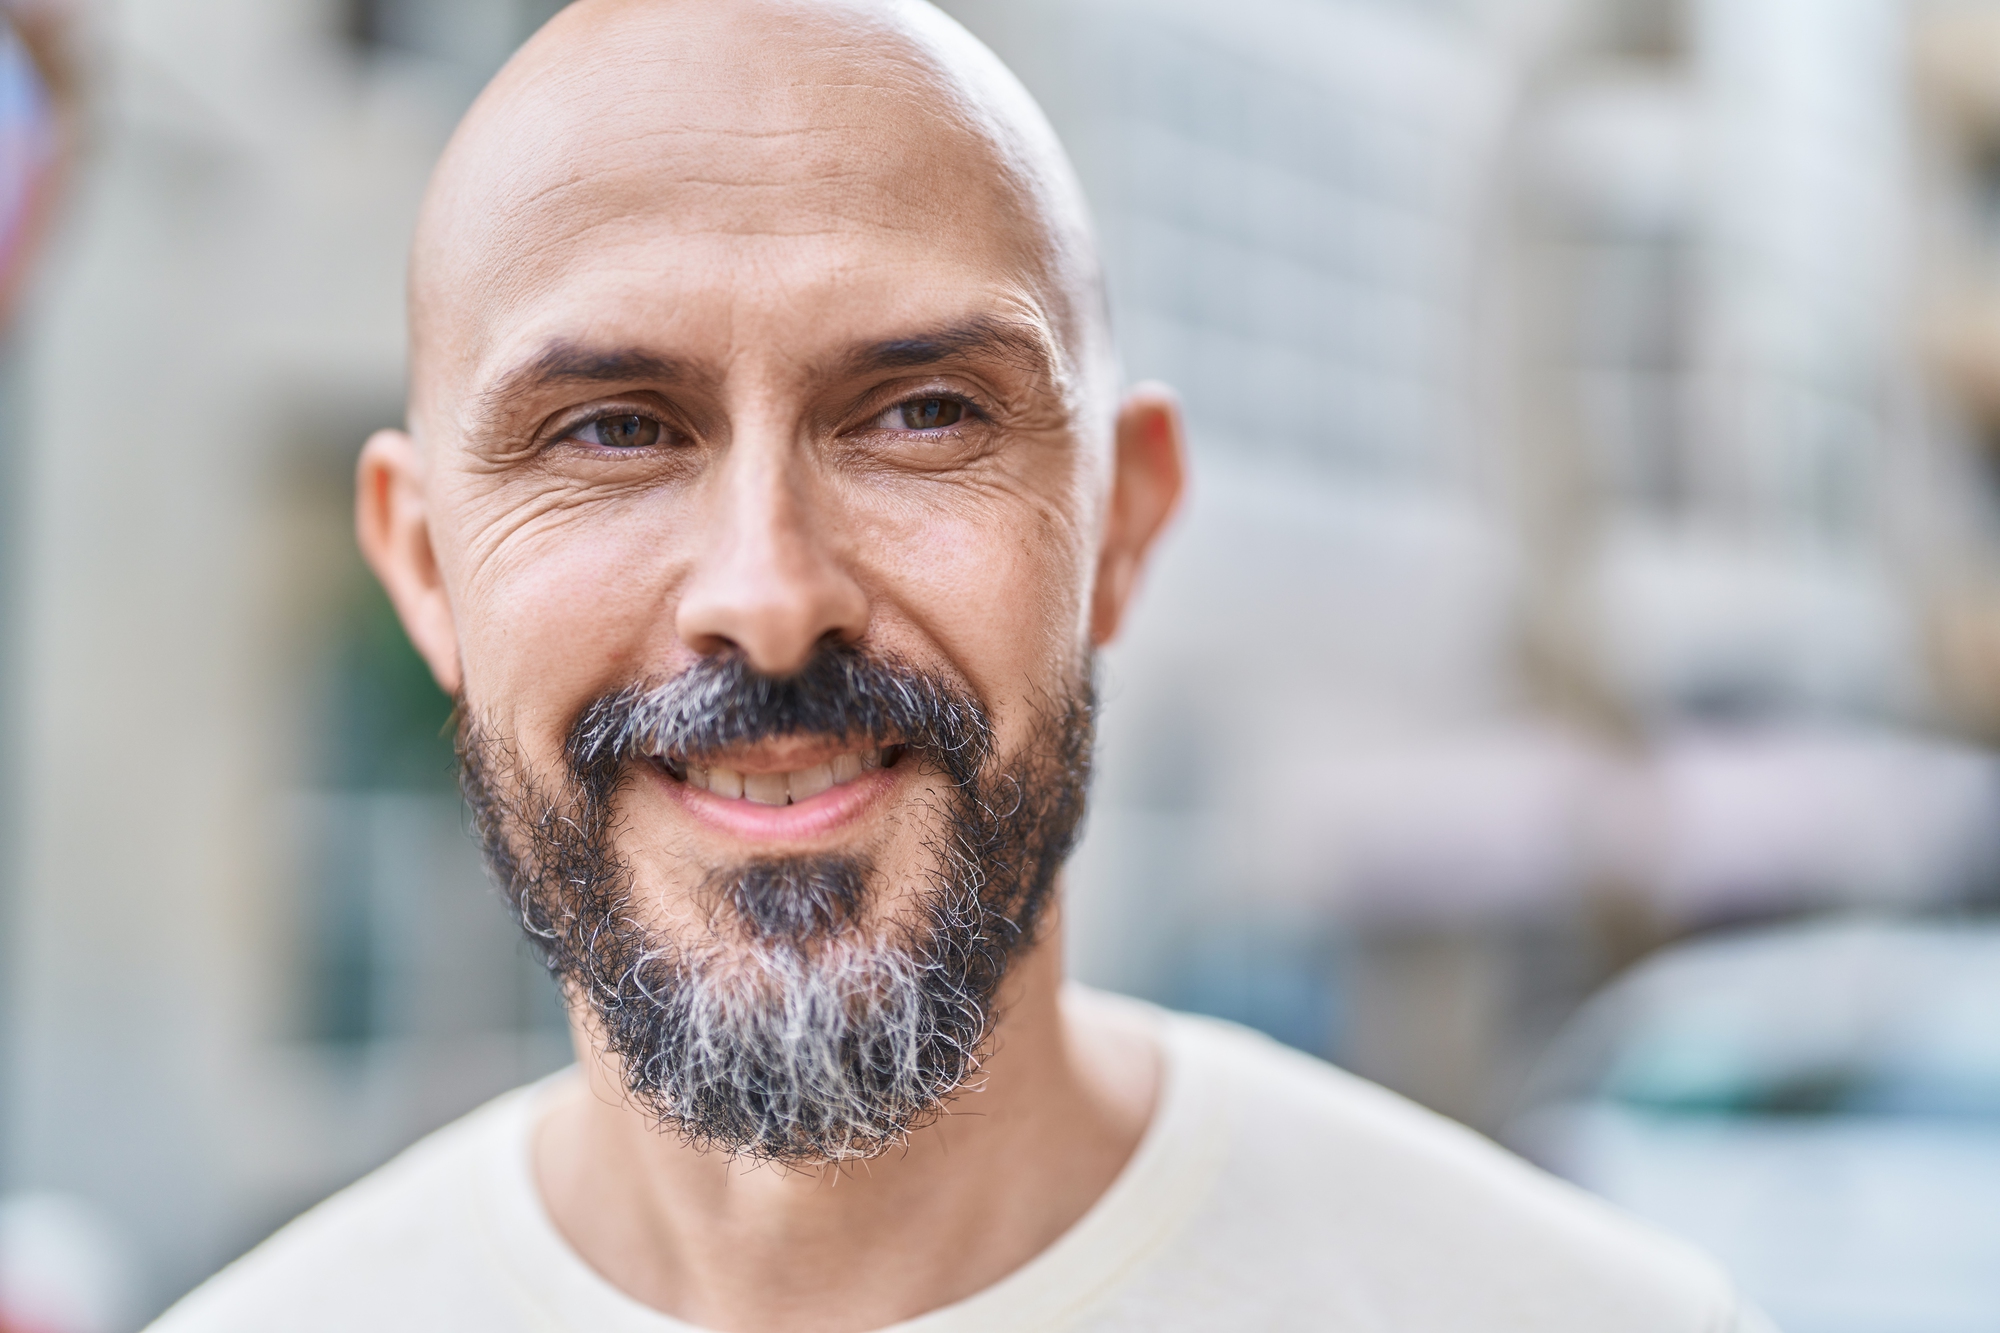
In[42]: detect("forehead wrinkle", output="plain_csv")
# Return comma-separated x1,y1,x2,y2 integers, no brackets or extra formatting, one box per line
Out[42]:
489,109,1015,251
452,146,999,338
426,16,1050,274
461,35,1006,231
462,204,1043,368
493,124,896,223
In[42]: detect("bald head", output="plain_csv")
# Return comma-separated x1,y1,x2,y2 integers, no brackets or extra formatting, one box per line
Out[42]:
408,0,1111,439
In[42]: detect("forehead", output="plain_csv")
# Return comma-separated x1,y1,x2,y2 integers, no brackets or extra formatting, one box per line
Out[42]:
417,8,1061,401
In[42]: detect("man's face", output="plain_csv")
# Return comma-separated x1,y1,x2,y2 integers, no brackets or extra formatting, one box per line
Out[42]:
360,0,1181,1161
434,20,1096,930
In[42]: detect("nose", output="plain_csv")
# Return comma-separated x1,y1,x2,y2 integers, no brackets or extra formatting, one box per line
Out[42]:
674,434,869,676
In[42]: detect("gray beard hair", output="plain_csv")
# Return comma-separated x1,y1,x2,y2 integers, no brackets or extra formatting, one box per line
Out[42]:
618,885,974,1163
457,648,1093,1165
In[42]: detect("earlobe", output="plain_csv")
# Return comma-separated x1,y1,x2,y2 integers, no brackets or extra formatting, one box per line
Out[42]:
356,428,464,695
1091,383,1187,646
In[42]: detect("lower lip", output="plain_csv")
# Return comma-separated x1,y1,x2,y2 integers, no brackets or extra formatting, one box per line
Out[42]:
650,762,901,841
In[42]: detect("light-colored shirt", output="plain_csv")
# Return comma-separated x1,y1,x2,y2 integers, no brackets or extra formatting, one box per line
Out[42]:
150,1002,1774,1331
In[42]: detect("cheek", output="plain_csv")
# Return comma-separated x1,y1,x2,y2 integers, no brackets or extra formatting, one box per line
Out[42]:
446,489,688,742
862,483,1091,708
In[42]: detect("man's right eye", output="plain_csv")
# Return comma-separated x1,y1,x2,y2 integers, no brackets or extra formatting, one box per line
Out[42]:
571,414,664,449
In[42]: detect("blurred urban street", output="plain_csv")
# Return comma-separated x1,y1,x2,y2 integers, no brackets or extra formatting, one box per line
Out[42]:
6,0,2000,1328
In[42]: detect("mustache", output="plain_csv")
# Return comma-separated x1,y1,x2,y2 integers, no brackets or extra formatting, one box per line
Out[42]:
566,640,992,786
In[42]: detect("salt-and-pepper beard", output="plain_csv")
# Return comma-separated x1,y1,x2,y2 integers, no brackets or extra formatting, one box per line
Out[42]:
458,643,1094,1165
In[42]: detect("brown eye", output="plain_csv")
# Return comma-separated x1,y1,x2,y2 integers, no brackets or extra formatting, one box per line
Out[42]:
587,414,662,449
899,397,964,430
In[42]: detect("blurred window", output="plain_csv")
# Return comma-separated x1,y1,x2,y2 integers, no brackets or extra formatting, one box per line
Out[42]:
1603,0,1689,62
271,413,565,1052
1056,0,1503,483
295,571,566,1049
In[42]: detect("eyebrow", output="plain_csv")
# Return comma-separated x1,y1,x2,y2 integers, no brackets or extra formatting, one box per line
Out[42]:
833,316,1063,383
469,315,1063,430
525,344,685,383
470,341,697,426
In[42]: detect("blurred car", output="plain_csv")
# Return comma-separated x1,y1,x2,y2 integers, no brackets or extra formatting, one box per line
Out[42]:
1510,917,2000,1333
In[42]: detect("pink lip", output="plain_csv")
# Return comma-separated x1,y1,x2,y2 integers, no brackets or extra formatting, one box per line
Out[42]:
648,761,901,843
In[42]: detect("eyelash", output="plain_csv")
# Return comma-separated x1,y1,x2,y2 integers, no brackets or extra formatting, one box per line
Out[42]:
869,391,986,433
557,410,679,452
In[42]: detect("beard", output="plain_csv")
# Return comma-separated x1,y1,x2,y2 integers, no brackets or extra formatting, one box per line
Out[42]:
457,641,1094,1165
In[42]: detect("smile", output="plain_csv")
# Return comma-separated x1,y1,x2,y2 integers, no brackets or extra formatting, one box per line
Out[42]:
661,745,905,806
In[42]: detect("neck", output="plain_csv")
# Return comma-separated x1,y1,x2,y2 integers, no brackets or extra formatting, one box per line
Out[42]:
534,915,1160,1333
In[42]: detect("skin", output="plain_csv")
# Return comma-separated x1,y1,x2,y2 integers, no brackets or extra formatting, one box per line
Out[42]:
355,2,1186,1329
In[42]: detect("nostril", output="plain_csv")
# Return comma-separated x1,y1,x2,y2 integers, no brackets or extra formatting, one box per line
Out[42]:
683,630,743,661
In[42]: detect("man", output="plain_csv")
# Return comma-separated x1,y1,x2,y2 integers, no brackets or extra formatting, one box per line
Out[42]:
152,1,1770,1329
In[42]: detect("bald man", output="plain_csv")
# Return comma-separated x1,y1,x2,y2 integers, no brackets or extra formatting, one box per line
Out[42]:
150,3,1769,1331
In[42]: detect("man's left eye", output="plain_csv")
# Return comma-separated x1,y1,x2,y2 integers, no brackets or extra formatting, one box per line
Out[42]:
573,414,663,449
886,397,966,430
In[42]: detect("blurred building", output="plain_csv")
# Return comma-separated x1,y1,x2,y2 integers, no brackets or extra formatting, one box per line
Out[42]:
939,0,1551,1109
1522,0,1918,723
5,0,2000,1323
948,0,2000,1128
0,0,570,1315
1910,0,2000,734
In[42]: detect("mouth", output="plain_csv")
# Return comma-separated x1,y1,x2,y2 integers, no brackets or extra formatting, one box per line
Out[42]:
657,744,907,807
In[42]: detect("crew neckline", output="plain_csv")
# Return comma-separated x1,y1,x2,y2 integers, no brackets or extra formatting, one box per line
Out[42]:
474,999,1230,1332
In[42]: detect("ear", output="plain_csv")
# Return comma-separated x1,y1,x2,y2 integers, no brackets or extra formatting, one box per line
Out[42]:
356,428,463,695
1091,382,1187,646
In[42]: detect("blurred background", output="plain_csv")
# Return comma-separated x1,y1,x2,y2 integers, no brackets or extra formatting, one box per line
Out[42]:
5,0,2000,1327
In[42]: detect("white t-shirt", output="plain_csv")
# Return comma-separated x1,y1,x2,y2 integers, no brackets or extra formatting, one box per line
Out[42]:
150,1003,1773,1332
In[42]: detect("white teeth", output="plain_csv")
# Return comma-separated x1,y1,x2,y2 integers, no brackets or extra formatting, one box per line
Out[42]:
678,748,886,804
789,762,834,802
742,772,789,806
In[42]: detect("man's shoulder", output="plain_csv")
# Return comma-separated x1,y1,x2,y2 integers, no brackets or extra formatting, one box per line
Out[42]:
144,1079,547,1332
1149,1009,1760,1331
